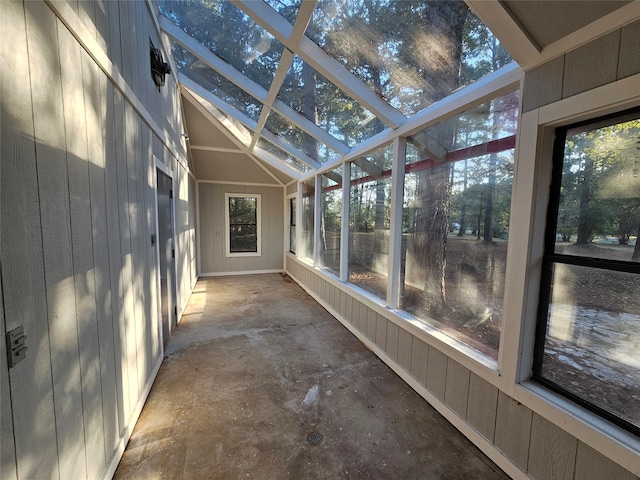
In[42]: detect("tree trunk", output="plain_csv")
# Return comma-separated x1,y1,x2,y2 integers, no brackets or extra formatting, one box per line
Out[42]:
411,2,467,309
414,164,452,308
301,62,317,160
576,157,593,245
632,223,640,262
458,159,468,236
483,152,497,243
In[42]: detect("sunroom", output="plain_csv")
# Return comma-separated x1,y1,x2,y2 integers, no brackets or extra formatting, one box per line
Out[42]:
1,1,639,479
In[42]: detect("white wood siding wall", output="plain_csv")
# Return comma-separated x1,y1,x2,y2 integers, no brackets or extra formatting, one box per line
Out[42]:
522,20,640,112
286,181,297,196
198,182,284,274
0,2,196,479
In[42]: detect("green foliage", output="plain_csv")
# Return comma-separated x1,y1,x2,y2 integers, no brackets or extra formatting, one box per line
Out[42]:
558,118,640,244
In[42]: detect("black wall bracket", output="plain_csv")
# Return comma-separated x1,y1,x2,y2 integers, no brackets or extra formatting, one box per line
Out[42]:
150,39,171,88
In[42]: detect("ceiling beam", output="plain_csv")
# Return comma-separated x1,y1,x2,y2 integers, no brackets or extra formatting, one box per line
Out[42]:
290,1,316,44
161,16,268,103
179,74,257,138
320,170,343,186
302,62,522,180
534,1,640,70
270,99,350,155
252,48,295,149
162,14,350,160
407,135,447,163
182,76,320,171
182,85,302,181
259,129,322,170
233,0,407,129
466,0,541,68
189,146,243,154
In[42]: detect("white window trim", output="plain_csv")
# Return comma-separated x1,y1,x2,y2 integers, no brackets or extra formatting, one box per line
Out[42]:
286,192,296,255
225,193,262,258
503,73,640,474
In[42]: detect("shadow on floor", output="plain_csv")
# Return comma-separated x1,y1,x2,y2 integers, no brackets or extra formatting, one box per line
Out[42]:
114,274,509,479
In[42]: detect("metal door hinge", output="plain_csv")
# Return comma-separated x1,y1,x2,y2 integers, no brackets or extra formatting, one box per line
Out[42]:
6,326,27,368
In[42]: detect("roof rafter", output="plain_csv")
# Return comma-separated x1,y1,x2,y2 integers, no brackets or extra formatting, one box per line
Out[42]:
232,0,407,129
259,129,321,170
181,75,320,171
466,0,540,69
161,14,350,161
181,84,302,181
161,16,268,102
303,62,522,180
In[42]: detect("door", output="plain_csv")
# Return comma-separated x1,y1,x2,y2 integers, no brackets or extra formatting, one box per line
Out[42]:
156,170,177,349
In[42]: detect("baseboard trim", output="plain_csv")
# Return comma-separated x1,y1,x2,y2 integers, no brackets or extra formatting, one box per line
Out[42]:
102,353,164,480
199,269,284,277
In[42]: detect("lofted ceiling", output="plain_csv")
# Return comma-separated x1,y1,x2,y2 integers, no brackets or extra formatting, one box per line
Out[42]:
499,0,632,50
159,0,640,185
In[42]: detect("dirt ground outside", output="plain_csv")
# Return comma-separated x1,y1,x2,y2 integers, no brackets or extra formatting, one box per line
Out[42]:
348,234,507,359
347,235,639,430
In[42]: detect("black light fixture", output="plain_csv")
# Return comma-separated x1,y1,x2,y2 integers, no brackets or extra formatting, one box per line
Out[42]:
150,39,171,88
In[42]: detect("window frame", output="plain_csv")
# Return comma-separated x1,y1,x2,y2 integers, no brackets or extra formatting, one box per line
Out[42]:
287,194,296,254
225,193,262,257
532,107,640,436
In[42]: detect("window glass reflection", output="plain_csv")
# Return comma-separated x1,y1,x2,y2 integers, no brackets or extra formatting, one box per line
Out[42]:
542,264,640,430
400,90,519,359
319,168,343,275
308,1,512,117
348,144,393,300
554,115,640,261
301,178,315,262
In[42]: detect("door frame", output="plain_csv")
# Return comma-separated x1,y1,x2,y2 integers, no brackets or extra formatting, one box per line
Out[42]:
154,156,178,351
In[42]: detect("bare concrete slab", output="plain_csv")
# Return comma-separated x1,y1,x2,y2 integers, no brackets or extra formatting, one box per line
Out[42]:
114,274,509,479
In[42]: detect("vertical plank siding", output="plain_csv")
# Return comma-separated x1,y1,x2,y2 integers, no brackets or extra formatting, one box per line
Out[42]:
0,275,17,480
443,360,470,419
466,372,498,442
1,2,60,478
0,2,196,479
494,393,533,471
574,443,638,480
528,413,578,480
562,31,620,99
618,21,640,80
522,20,640,112
198,182,284,275
29,3,88,478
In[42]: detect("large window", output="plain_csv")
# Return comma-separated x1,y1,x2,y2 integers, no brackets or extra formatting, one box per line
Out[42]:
348,144,393,300
400,90,519,359
288,196,296,254
319,168,342,275
534,108,640,435
225,193,261,257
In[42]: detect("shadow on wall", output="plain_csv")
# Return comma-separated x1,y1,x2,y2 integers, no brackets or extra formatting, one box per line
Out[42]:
1,94,161,480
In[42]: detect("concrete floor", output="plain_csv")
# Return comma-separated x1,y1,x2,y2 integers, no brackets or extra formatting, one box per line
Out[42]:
114,274,509,479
